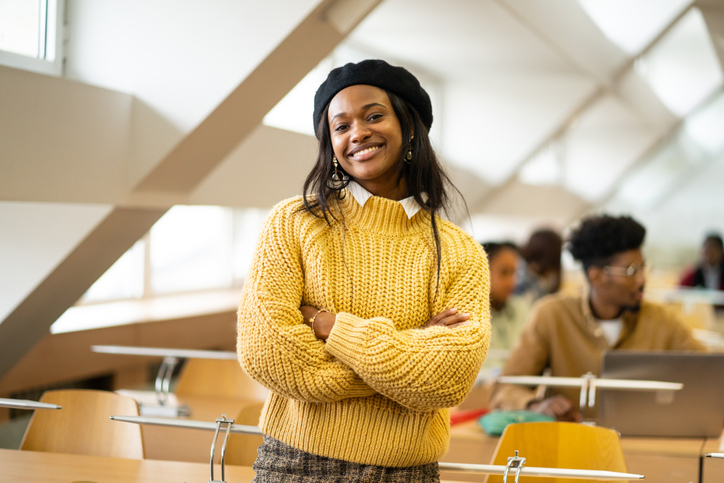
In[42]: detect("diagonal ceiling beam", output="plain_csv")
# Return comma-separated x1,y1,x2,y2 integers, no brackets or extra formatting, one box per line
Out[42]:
567,86,723,226
472,2,695,214
576,2,724,225
0,0,383,379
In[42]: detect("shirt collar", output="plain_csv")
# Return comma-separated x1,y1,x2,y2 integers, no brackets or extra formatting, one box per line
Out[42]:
347,181,423,219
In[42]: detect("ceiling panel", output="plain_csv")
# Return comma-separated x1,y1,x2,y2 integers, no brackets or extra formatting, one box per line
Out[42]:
440,73,595,183
563,95,660,201
348,0,573,79
502,0,628,81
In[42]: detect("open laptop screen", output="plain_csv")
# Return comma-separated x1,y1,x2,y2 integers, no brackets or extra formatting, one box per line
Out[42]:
598,351,724,438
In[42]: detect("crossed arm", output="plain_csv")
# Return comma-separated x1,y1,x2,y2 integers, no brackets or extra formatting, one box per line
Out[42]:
237,205,490,411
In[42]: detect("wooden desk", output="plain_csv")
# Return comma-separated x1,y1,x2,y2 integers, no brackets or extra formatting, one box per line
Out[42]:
129,392,254,463
0,448,474,482
0,448,256,483
702,431,724,482
621,434,704,483
443,420,714,483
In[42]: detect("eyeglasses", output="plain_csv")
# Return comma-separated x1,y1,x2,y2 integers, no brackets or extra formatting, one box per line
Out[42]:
602,263,649,278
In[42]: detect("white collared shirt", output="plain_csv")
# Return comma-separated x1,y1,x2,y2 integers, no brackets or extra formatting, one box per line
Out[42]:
347,181,423,219
596,318,623,347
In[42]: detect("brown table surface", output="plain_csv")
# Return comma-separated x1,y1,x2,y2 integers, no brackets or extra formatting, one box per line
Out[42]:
0,448,256,483
443,420,724,483
0,448,477,483
128,390,724,482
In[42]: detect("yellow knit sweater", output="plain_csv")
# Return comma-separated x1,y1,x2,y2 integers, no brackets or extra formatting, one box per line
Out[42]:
237,193,490,467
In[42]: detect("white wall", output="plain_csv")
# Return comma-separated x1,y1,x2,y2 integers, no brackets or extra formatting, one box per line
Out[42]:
0,202,112,323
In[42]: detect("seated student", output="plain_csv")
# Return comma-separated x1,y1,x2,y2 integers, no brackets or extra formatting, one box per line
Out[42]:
516,228,563,302
680,233,724,291
481,241,531,374
490,214,706,421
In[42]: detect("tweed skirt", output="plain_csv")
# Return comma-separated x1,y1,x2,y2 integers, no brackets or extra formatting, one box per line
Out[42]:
252,435,440,483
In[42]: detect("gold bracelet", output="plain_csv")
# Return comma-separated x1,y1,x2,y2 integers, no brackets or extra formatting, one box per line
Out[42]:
309,308,329,339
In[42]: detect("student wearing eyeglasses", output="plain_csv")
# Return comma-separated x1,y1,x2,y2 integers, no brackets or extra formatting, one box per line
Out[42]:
490,214,706,422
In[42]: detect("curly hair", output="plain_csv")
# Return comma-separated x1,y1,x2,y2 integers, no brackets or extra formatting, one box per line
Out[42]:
567,214,646,270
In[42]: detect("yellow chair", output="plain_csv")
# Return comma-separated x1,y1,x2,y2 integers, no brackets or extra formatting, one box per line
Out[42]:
174,358,269,401
20,389,144,459
485,422,628,483
224,400,264,467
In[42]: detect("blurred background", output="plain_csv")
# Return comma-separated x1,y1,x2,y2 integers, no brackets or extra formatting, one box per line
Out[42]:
1,0,723,420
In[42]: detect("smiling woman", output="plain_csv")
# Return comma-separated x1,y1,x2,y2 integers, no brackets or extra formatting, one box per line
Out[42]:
236,59,492,482
327,85,405,198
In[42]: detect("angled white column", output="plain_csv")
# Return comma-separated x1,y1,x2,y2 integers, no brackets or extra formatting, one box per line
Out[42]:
0,0,382,379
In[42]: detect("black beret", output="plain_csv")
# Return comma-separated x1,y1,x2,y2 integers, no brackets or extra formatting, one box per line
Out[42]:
313,59,433,136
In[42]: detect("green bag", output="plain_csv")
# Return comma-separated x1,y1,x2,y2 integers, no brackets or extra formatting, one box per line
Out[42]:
478,410,555,436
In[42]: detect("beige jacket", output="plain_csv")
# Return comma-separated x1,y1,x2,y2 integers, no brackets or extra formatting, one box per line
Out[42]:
490,292,706,410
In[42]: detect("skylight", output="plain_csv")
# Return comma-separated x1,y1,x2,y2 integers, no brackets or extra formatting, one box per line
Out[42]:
577,0,692,55
635,8,723,117
683,90,724,155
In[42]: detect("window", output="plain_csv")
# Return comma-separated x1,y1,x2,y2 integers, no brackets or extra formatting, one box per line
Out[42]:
635,8,723,117
75,205,270,305
150,206,233,294
0,0,64,76
82,239,145,303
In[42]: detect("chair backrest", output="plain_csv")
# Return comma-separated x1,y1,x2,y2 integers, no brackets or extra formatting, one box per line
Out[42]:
174,358,268,401
485,422,628,483
224,400,264,467
20,389,144,459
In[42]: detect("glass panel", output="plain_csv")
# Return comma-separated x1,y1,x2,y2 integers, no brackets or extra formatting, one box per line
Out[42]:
577,0,691,55
82,240,145,303
611,133,706,210
562,95,657,201
0,0,41,57
150,206,232,294
684,91,724,155
604,90,724,212
636,8,723,116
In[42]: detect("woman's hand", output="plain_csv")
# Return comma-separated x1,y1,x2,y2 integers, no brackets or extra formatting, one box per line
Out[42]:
300,306,337,341
423,308,470,329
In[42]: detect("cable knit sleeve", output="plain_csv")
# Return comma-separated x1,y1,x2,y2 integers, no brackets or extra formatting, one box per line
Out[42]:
324,235,491,412
237,199,375,403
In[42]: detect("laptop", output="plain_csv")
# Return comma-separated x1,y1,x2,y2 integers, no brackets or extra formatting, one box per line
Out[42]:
598,351,724,438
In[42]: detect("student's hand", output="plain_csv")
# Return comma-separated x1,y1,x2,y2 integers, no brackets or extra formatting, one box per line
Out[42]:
423,308,470,329
528,395,582,422
300,306,336,341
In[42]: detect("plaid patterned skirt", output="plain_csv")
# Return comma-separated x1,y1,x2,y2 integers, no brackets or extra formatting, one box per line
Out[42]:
252,435,440,483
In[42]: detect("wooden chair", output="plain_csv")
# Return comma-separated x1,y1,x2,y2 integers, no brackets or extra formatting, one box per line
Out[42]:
174,358,268,401
485,422,628,483
224,400,264,467
20,389,144,459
